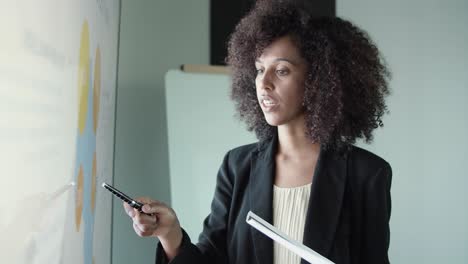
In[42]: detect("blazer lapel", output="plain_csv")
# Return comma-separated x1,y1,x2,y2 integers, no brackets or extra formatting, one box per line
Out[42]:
301,147,348,263
248,135,348,264
249,135,277,264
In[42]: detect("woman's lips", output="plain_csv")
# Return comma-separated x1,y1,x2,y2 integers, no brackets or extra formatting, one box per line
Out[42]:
260,95,279,112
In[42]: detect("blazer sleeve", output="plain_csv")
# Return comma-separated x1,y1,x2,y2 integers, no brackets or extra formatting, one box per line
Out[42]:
362,162,392,263
155,151,233,264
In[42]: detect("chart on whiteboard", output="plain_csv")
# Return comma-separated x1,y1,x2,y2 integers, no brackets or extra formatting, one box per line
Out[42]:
0,0,120,264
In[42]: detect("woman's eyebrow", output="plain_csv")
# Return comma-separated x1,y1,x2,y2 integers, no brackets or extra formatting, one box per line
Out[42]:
274,58,298,65
255,57,299,65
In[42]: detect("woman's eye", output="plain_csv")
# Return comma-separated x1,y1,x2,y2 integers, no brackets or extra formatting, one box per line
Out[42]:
256,68,264,75
276,69,289,75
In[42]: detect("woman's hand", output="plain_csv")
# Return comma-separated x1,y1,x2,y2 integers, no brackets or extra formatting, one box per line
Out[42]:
123,197,183,259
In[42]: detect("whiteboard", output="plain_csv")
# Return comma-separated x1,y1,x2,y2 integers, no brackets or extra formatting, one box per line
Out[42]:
165,70,256,240
0,0,120,263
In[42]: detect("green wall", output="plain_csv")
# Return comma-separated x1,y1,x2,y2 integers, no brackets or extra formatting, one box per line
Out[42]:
339,0,468,262
112,1,209,264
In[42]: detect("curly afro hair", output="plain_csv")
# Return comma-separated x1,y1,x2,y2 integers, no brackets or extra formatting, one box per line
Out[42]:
227,0,391,151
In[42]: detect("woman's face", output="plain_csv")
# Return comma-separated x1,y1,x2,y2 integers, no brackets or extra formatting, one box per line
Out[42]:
255,35,308,127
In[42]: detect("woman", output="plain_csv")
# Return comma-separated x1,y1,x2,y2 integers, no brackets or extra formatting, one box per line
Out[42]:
124,1,392,263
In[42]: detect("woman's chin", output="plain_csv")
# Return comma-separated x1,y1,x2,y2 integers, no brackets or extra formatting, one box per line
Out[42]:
264,116,283,127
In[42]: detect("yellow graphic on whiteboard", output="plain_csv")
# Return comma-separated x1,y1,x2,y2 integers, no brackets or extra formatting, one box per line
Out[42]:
93,47,101,134
74,20,101,264
78,22,90,135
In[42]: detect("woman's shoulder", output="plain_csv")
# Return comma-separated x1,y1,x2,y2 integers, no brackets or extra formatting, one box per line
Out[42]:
226,141,259,162
217,142,259,184
345,145,392,200
348,145,390,167
345,145,392,179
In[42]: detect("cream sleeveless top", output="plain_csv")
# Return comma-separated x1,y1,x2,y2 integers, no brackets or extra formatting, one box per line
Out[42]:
272,183,312,264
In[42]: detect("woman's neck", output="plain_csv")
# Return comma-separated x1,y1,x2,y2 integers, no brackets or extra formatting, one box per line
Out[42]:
277,122,320,159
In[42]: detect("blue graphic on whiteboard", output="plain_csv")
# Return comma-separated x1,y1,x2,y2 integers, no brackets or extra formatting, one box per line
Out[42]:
74,21,101,264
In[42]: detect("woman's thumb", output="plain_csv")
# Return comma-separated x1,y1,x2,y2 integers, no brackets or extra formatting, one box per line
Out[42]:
142,203,161,214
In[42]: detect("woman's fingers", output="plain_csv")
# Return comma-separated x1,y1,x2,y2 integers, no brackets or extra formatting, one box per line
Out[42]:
141,202,169,215
123,197,163,217
133,215,158,237
135,197,160,205
130,208,159,237
123,202,135,217
135,211,157,225
124,200,161,222
123,196,179,238
133,222,150,237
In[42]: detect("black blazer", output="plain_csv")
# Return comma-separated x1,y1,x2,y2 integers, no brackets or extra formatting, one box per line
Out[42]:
156,135,392,264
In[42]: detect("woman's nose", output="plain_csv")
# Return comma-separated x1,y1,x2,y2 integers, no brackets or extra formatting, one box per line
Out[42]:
257,70,274,91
